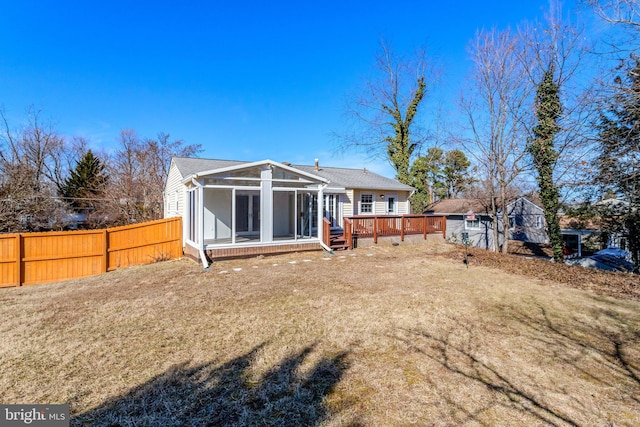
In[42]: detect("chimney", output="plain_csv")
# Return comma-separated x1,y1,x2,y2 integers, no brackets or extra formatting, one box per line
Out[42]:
315,158,319,171
363,167,367,174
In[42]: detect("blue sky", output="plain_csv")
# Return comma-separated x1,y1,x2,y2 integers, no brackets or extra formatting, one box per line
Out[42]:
0,0,583,177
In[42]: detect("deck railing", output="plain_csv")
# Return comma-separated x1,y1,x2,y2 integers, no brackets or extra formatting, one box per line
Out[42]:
322,217,332,247
342,214,446,248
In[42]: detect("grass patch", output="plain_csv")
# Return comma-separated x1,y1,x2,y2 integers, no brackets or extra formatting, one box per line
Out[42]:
1,241,639,426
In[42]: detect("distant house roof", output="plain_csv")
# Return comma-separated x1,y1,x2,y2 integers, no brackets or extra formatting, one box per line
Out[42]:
424,198,492,215
171,157,414,192
559,215,600,231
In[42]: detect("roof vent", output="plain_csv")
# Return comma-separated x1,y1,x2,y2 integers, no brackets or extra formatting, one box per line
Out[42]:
363,167,367,174
315,158,319,171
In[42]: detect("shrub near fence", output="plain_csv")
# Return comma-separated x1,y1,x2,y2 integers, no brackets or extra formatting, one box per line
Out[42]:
0,217,182,287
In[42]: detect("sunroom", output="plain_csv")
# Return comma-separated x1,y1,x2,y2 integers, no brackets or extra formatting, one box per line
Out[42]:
181,160,330,264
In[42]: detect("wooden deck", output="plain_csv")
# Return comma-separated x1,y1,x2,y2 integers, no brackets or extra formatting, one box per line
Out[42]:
338,214,446,250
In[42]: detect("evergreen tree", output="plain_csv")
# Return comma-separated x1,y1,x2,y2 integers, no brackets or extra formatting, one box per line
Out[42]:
442,150,474,199
528,65,564,262
409,148,474,213
59,150,108,213
409,147,444,212
595,55,640,272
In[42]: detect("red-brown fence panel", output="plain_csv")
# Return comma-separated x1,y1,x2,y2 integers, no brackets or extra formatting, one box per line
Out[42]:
0,217,183,287
107,217,183,271
21,230,106,286
0,234,20,287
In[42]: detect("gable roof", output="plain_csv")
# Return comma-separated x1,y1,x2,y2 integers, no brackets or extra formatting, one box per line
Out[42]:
171,157,414,191
424,198,492,215
172,157,245,179
425,196,545,216
293,164,413,191
506,197,544,213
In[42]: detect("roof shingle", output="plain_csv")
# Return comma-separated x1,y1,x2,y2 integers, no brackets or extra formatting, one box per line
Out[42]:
171,157,414,191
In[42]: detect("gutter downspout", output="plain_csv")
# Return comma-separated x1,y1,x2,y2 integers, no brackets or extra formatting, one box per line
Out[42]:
191,176,210,270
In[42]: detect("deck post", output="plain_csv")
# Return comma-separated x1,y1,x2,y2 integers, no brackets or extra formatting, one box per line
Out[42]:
373,216,378,244
423,216,427,240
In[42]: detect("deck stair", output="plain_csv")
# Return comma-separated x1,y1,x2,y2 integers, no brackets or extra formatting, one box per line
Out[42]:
329,233,350,251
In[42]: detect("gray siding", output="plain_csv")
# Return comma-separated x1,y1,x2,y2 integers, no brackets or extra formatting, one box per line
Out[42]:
506,198,548,244
445,215,496,250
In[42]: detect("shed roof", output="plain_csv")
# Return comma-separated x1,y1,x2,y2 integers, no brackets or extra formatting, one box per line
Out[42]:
424,198,492,215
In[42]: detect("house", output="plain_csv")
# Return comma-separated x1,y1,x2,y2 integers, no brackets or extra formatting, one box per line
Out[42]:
424,196,548,250
164,157,415,266
423,198,496,249
506,197,547,244
559,215,601,258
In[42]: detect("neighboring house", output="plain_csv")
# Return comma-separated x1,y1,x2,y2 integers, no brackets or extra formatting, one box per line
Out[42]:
506,197,547,244
559,215,601,257
164,157,414,266
424,196,548,250
424,198,497,250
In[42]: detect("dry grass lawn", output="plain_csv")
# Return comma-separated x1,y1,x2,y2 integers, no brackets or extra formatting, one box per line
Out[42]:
1,240,639,426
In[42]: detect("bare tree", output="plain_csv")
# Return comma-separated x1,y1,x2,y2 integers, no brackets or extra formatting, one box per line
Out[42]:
105,129,202,224
338,41,438,184
586,0,640,28
457,28,534,253
0,107,79,231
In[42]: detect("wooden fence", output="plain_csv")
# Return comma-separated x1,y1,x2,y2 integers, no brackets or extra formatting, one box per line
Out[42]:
0,217,182,287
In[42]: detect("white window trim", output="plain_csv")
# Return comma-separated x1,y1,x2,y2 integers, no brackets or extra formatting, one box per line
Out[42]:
386,194,398,214
360,193,373,214
465,218,481,230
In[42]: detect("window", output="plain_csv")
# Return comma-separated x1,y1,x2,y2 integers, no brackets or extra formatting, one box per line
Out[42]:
536,215,543,228
508,216,515,229
360,193,373,214
465,218,480,230
188,190,197,242
387,195,396,214
172,190,179,212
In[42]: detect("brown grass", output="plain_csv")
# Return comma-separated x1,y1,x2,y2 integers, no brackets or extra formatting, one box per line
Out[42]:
1,240,639,426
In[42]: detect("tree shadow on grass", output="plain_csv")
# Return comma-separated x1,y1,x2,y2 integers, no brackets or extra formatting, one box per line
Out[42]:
72,342,351,427
506,301,640,403
393,299,640,427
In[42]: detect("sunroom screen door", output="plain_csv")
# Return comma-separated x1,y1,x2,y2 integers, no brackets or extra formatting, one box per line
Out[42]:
236,193,260,235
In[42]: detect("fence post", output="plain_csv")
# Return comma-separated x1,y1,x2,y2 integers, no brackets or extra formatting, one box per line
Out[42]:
15,234,22,286
423,216,427,240
102,229,108,274
400,216,405,242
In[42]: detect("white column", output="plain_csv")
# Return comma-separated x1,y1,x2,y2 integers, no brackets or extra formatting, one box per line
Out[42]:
317,184,326,242
261,166,273,242
231,188,236,244
198,184,204,247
